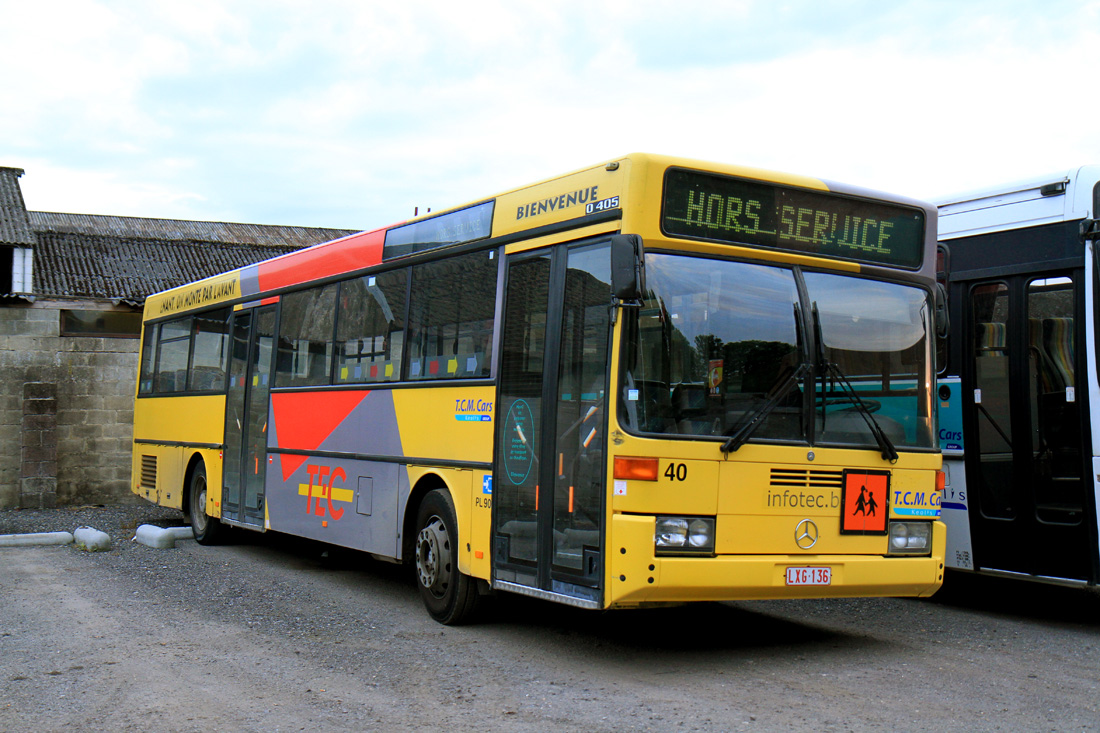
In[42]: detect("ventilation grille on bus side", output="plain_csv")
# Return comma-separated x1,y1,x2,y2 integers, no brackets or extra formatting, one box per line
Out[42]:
770,468,843,489
141,455,157,490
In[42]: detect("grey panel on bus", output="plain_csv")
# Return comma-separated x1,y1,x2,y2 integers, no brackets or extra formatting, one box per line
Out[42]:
265,457,401,557
264,389,405,557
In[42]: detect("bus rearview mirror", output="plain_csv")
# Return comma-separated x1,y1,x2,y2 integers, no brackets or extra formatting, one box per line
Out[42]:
611,234,643,301
935,283,950,339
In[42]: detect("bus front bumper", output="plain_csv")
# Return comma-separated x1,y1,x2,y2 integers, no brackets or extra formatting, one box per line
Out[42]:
607,518,946,606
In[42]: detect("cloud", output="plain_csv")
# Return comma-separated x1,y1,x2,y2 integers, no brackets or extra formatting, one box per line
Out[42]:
2,0,1099,228
16,160,207,218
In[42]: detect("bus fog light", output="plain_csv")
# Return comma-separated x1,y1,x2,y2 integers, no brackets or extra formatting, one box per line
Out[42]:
888,521,931,555
656,516,714,555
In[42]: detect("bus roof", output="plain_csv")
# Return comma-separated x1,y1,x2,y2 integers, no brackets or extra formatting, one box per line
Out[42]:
145,153,933,318
936,165,1100,240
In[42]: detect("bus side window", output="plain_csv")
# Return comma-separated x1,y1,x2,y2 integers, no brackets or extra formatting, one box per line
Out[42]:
188,307,230,392
138,323,157,394
276,283,339,388
335,269,407,383
407,250,496,380
154,316,192,393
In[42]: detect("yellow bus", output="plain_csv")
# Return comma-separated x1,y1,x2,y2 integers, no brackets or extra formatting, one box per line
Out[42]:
132,153,945,623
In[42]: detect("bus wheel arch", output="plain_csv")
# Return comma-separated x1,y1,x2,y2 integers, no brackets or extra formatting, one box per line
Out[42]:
407,478,480,625
184,455,223,545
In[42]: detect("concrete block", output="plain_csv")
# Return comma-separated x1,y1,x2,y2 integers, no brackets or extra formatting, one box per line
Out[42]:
22,460,58,478
134,524,193,549
23,382,57,400
20,477,57,508
0,484,19,509
22,443,58,463
73,526,112,551
0,531,73,547
22,398,57,416
22,308,58,323
101,395,135,413
20,414,55,431
167,526,195,541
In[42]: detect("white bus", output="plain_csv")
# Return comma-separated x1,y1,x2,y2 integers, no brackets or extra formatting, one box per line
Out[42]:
937,166,1100,586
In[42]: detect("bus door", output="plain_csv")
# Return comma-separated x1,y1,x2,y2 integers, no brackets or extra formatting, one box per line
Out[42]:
493,241,612,606
222,304,276,528
965,274,1093,581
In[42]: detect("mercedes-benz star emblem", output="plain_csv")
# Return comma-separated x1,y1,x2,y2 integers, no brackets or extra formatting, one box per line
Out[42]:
794,519,819,550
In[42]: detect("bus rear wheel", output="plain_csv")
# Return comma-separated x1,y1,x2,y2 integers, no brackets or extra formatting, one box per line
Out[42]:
188,463,223,545
414,489,480,625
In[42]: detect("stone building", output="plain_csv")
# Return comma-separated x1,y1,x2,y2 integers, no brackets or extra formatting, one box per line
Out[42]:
0,167,358,508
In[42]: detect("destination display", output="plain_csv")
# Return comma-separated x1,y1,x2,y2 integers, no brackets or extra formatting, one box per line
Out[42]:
383,200,495,259
662,168,925,268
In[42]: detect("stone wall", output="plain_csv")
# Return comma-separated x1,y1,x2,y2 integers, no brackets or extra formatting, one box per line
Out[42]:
0,304,139,508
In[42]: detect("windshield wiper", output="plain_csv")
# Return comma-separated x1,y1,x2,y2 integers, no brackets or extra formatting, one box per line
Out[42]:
818,361,898,462
812,303,898,462
722,361,811,456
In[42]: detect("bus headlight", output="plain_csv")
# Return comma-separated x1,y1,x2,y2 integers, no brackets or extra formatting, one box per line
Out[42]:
655,516,715,555
888,521,932,555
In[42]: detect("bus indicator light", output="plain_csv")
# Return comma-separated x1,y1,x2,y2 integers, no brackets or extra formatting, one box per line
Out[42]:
614,456,659,481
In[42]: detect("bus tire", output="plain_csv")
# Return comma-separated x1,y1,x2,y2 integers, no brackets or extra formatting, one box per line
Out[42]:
188,463,223,545
414,488,480,625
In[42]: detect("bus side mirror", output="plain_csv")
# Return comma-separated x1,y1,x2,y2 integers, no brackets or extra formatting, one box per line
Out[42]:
611,234,644,302
935,283,950,339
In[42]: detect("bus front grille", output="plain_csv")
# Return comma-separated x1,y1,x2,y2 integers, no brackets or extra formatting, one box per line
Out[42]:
770,468,843,489
141,455,157,490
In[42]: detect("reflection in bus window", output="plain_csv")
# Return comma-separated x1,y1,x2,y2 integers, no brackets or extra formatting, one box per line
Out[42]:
155,316,192,393
407,250,496,380
138,324,157,394
805,271,932,449
188,308,230,391
623,254,802,441
276,283,339,387
621,253,935,451
335,269,407,383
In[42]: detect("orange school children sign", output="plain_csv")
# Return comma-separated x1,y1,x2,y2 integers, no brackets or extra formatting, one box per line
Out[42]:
840,469,889,534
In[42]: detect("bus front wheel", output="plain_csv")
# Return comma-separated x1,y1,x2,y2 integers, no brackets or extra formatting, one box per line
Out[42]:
414,489,479,625
188,463,223,545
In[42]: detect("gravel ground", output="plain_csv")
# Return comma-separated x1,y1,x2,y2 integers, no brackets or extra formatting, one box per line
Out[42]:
0,503,186,541
3,503,1100,731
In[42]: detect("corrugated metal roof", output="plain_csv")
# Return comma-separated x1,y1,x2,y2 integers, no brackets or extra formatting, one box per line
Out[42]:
29,211,356,248
32,231,337,302
0,168,36,246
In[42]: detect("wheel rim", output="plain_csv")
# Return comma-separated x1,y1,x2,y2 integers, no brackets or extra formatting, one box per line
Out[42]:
416,515,452,599
192,475,208,534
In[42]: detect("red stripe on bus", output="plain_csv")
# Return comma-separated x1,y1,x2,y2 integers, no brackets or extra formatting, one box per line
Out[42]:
256,227,390,293
271,390,370,481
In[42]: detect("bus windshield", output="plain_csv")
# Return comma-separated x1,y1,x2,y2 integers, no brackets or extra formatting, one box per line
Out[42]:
621,252,935,451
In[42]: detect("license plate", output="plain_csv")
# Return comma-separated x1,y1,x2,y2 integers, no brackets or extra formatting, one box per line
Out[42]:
785,566,832,586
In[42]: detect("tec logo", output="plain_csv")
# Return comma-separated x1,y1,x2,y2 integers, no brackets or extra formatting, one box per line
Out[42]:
298,464,352,522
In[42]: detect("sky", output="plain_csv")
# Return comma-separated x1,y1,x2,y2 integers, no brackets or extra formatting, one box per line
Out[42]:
2,0,1098,231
